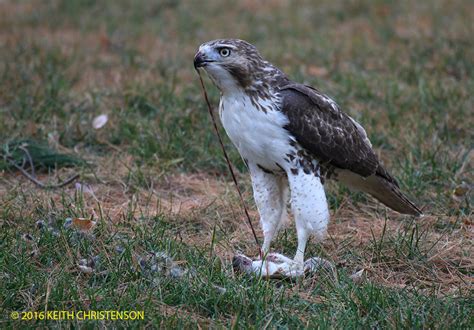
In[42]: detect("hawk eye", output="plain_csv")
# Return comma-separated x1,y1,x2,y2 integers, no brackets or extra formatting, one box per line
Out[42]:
219,48,231,57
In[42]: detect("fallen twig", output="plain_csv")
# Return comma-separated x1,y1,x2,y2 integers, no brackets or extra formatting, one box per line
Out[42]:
3,152,79,189
7,158,79,188
18,144,36,177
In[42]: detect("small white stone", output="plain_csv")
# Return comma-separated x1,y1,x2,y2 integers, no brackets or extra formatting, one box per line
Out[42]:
92,114,108,129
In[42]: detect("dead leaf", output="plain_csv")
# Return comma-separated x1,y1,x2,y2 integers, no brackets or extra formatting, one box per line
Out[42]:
72,217,97,232
452,182,471,201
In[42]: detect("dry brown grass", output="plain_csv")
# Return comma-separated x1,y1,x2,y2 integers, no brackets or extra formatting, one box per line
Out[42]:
2,159,472,296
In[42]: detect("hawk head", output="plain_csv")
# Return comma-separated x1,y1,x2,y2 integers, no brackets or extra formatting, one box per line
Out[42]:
194,39,286,94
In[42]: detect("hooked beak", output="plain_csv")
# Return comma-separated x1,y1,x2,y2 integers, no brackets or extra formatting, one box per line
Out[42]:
193,51,214,69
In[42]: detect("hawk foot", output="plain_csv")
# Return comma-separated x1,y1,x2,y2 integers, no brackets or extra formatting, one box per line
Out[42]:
232,253,335,279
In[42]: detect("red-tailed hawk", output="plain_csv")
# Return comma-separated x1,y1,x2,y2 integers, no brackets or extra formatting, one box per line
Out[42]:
194,39,422,277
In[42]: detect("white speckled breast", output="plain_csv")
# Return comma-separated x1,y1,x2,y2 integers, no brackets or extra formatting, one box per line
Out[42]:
219,92,293,171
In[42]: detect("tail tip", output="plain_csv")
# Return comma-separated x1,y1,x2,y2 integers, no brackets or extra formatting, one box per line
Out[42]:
410,207,424,218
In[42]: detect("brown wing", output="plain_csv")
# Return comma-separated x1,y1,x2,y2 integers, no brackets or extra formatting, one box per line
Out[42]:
279,83,395,184
279,83,423,216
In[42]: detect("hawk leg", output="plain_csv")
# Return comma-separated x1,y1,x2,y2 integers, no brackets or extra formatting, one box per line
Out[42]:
287,167,329,264
233,162,330,278
248,163,288,253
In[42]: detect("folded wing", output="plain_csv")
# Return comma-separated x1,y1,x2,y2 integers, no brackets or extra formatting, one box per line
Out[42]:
279,83,422,216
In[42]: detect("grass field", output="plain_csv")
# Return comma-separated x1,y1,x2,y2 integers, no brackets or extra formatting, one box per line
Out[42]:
0,0,473,328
